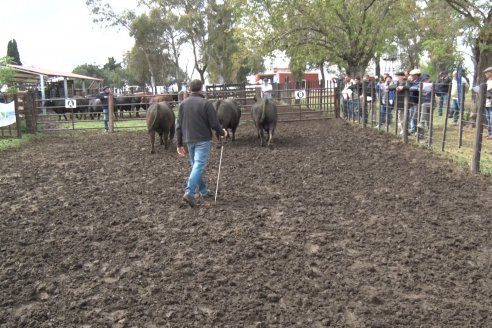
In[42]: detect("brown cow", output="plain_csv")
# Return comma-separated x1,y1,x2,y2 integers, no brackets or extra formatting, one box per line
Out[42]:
146,102,175,154
149,93,179,107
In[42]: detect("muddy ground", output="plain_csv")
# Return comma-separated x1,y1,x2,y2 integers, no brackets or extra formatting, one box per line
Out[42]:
0,119,491,327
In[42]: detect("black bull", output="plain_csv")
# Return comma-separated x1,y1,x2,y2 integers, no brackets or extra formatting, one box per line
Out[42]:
146,102,175,154
213,99,241,146
251,98,277,147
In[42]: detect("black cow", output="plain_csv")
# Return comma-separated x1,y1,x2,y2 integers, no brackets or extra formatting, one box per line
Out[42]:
88,98,102,120
213,99,241,146
44,98,68,121
251,98,278,147
146,102,176,154
115,95,141,118
73,96,90,120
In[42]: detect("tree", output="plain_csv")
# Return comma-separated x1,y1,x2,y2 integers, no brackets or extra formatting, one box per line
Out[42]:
0,56,16,93
437,0,491,85
234,0,407,77
6,39,22,66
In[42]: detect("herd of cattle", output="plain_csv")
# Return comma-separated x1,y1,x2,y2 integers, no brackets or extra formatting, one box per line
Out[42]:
39,92,277,152
146,97,278,154
43,93,180,121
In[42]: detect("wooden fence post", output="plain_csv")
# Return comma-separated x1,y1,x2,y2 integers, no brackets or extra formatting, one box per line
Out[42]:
471,83,487,173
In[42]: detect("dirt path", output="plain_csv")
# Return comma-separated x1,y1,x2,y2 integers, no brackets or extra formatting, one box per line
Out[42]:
1,119,491,327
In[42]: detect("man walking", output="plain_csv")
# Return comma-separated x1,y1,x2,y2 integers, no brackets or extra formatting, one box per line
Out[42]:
176,79,228,208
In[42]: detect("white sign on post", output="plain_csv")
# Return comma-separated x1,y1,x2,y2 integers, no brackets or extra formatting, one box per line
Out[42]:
0,101,16,127
295,90,306,99
65,98,77,108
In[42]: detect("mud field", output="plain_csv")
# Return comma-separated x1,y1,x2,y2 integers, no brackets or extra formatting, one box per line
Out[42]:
1,119,491,327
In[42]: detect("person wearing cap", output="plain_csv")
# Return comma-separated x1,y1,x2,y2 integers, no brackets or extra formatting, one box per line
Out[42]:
449,70,470,123
261,78,273,99
412,73,433,135
378,75,395,128
96,85,112,132
176,79,228,208
389,71,407,134
484,66,492,139
403,69,421,133
436,71,451,116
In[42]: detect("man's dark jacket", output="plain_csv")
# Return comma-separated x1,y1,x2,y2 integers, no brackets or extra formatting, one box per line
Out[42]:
176,92,224,147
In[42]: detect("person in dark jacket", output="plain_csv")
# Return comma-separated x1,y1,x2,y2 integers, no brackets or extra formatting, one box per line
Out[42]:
436,71,451,116
96,85,111,131
176,79,227,208
390,72,408,134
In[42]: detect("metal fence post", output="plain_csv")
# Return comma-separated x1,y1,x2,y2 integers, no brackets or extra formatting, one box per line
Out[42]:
108,93,114,133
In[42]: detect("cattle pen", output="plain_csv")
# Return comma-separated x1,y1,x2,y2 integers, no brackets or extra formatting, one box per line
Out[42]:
27,80,338,133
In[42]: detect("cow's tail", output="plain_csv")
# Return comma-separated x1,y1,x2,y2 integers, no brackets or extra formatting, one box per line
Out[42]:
261,99,268,123
148,105,158,132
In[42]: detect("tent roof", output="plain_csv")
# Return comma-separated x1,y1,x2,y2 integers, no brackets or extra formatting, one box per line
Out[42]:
6,64,103,84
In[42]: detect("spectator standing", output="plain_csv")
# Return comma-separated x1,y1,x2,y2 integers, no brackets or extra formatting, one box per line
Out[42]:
96,86,111,132
378,75,396,127
449,70,470,123
413,73,433,136
484,66,492,139
406,69,422,133
176,79,228,208
341,75,354,119
436,71,451,116
389,71,407,134
261,78,273,99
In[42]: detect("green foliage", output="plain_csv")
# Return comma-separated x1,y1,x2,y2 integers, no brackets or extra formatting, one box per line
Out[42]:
0,56,16,93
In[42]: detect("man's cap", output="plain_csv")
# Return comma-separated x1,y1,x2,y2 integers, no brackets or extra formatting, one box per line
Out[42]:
439,71,448,75
409,69,421,75
395,71,405,76
483,67,492,73
420,73,431,81
263,78,269,81
103,85,110,90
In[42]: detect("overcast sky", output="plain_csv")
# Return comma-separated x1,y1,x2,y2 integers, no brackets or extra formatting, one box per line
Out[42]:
1,0,137,73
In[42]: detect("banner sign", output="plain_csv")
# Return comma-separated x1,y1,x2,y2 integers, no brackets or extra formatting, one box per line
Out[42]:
0,101,16,127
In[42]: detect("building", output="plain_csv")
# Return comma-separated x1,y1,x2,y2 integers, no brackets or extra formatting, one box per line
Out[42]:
255,68,320,88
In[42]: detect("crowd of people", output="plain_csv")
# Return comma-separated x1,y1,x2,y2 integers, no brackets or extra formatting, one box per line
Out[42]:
338,67,492,139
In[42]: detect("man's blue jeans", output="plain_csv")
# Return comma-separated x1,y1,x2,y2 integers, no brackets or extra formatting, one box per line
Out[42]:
438,94,448,116
185,140,211,197
450,98,460,122
103,108,109,130
409,105,416,132
380,102,393,125
486,106,492,136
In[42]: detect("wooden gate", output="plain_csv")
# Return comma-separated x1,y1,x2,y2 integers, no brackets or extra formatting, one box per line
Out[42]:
0,91,37,138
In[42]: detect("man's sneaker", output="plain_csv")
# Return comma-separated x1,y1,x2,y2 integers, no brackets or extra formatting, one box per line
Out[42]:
183,193,199,208
200,190,214,198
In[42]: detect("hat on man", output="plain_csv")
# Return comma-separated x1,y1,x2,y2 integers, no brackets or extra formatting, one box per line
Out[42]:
409,69,421,75
483,67,492,73
420,73,431,81
439,71,448,75
103,85,110,90
395,71,405,76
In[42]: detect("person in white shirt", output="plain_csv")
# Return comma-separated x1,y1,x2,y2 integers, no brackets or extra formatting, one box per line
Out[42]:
483,66,492,139
449,70,469,123
261,78,273,99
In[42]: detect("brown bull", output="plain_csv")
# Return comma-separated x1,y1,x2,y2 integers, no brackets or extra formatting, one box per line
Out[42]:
146,102,176,154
